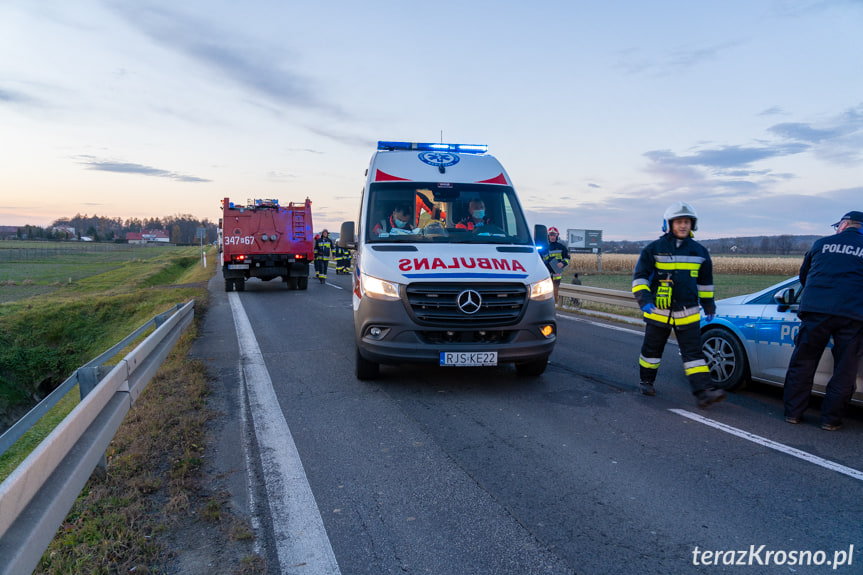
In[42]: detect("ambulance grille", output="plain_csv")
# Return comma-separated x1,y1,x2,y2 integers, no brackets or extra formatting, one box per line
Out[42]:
405,283,527,326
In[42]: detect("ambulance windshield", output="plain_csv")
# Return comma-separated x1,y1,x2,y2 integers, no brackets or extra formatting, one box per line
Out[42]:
366,183,532,244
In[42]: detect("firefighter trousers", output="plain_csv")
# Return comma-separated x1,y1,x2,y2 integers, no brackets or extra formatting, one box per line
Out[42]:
639,322,712,394
783,312,863,425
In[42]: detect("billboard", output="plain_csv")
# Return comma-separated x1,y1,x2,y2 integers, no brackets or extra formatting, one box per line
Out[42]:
567,229,602,252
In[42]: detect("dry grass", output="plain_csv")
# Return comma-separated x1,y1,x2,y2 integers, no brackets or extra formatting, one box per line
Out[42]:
569,253,803,276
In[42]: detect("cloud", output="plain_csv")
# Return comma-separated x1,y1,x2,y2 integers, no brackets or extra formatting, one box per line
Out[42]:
617,41,739,76
112,4,341,116
79,157,210,182
645,143,808,169
767,103,863,165
0,85,38,106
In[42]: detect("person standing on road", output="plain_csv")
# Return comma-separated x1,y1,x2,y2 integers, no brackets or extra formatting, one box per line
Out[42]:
783,210,863,431
314,229,335,280
632,201,726,408
543,227,570,303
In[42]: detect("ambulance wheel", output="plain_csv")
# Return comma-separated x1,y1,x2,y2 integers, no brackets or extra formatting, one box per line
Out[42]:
355,348,379,380
701,327,748,391
298,276,308,290
224,279,234,292
515,357,548,376
235,278,245,292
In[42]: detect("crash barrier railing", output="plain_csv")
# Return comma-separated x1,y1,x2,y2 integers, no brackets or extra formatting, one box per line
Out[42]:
557,283,639,309
0,300,195,575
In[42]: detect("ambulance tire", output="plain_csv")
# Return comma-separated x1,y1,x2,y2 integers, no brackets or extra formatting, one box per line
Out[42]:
355,347,379,380
701,327,748,391
298,276,308,290
515,357,548,376
224,278,234,292
235,278,245,292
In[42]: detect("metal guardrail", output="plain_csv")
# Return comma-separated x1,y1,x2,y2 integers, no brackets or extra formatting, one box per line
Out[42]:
558,283,639,309
0,300,195,575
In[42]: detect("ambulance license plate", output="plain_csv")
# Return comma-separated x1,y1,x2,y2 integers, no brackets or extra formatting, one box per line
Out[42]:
440,352,498,367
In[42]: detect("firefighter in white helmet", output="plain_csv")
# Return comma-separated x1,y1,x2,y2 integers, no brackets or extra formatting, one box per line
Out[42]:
631,201,726,408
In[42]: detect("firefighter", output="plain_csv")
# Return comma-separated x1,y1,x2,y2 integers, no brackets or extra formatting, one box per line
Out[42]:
631,201,726,408
335,244,351,275
314,229,335,281
543,226,570,302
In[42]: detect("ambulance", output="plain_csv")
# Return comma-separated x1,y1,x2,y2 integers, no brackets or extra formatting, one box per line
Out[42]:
339,141,556,380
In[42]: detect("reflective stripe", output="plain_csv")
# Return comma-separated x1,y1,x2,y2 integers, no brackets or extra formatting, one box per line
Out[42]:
684,361,709,376
643,306,701,326
633,284,650,294
656,261,702,272
698,290,714,298
639,355,661,369
654,255,706,264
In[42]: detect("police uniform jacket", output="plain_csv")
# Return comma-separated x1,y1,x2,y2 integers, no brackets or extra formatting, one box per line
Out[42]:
632,233,715,327
798,227,863,322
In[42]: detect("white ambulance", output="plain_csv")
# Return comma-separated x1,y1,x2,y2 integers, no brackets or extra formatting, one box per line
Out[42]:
340,141,556,379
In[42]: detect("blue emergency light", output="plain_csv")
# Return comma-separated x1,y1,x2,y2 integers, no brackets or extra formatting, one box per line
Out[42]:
377,141,488,154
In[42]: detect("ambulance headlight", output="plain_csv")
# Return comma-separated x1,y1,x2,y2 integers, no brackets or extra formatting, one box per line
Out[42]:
360,273,400,301
530,277,555,301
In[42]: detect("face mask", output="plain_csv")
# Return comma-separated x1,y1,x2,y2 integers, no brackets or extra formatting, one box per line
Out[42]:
472,210,485,219
394,217,408,228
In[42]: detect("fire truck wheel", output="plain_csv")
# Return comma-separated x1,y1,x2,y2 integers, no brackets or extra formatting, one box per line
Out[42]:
287,277,299,290
298,276,309,290
224,278,234,292
235,278,245,292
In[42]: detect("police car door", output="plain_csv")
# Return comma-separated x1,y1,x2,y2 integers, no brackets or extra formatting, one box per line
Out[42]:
752,280,804,385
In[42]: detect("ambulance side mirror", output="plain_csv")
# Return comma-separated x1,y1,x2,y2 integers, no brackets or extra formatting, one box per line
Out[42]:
339,221,356,250
534,225,549,255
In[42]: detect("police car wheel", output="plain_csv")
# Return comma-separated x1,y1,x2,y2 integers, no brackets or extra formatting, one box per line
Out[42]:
701,327,748,391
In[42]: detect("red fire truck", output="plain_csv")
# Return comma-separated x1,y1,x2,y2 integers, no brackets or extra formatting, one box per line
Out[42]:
220,197,315,291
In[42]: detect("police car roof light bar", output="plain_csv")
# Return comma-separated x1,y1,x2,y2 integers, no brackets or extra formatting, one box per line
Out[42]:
377,141,488,154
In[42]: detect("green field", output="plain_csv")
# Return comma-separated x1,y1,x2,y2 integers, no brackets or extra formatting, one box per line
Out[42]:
567,271,789,300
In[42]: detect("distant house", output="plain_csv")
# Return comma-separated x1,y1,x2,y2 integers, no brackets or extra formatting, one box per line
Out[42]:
0,225,18,239
52,225,76,238
142,229,170,243
127,229,170,244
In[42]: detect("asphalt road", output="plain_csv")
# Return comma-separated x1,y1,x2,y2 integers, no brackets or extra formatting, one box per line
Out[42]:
194,271,863,575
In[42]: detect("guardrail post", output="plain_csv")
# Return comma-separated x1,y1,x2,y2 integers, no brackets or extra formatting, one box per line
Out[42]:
76,367,109,471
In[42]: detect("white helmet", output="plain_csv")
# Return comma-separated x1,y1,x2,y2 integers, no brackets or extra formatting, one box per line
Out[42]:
662,201,698,232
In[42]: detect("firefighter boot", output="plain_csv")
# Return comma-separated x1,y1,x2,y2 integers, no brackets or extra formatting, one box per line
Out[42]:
695,388,726,408
639,381,656,396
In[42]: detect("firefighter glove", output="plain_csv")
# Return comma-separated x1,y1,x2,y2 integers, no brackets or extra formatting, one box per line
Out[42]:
656,280,673,309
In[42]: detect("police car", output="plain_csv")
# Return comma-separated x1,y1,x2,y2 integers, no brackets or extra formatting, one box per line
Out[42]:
700,277,863,405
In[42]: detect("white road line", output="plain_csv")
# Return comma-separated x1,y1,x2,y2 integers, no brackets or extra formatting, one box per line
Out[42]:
228,292,341,574
670,409,863,482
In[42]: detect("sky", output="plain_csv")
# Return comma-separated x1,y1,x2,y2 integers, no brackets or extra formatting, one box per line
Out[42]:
1,0,862,242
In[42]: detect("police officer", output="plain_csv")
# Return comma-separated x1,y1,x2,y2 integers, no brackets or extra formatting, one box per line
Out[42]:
543,226,570,302
313,229,335,281
632,201,726,408
784,210,863,430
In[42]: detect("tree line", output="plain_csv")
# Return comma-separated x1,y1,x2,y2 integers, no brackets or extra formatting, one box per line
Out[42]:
10,214,219,245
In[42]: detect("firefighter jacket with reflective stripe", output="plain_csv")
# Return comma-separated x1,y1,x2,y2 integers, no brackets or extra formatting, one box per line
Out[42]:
543,240,570,281
798,227,863,322
314,237,335,258
632,233,715,327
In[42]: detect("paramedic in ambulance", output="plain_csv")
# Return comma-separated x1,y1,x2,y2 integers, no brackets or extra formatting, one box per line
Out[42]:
456,199,491,231
372,203,413,236
783,210,863,431
632,201,726,408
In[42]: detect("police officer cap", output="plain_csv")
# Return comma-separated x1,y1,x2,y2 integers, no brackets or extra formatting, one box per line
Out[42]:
833,211,863,226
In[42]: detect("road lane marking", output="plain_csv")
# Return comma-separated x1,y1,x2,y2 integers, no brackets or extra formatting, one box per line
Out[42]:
557,314,679,346
229,292,341,574
670,409,863,481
